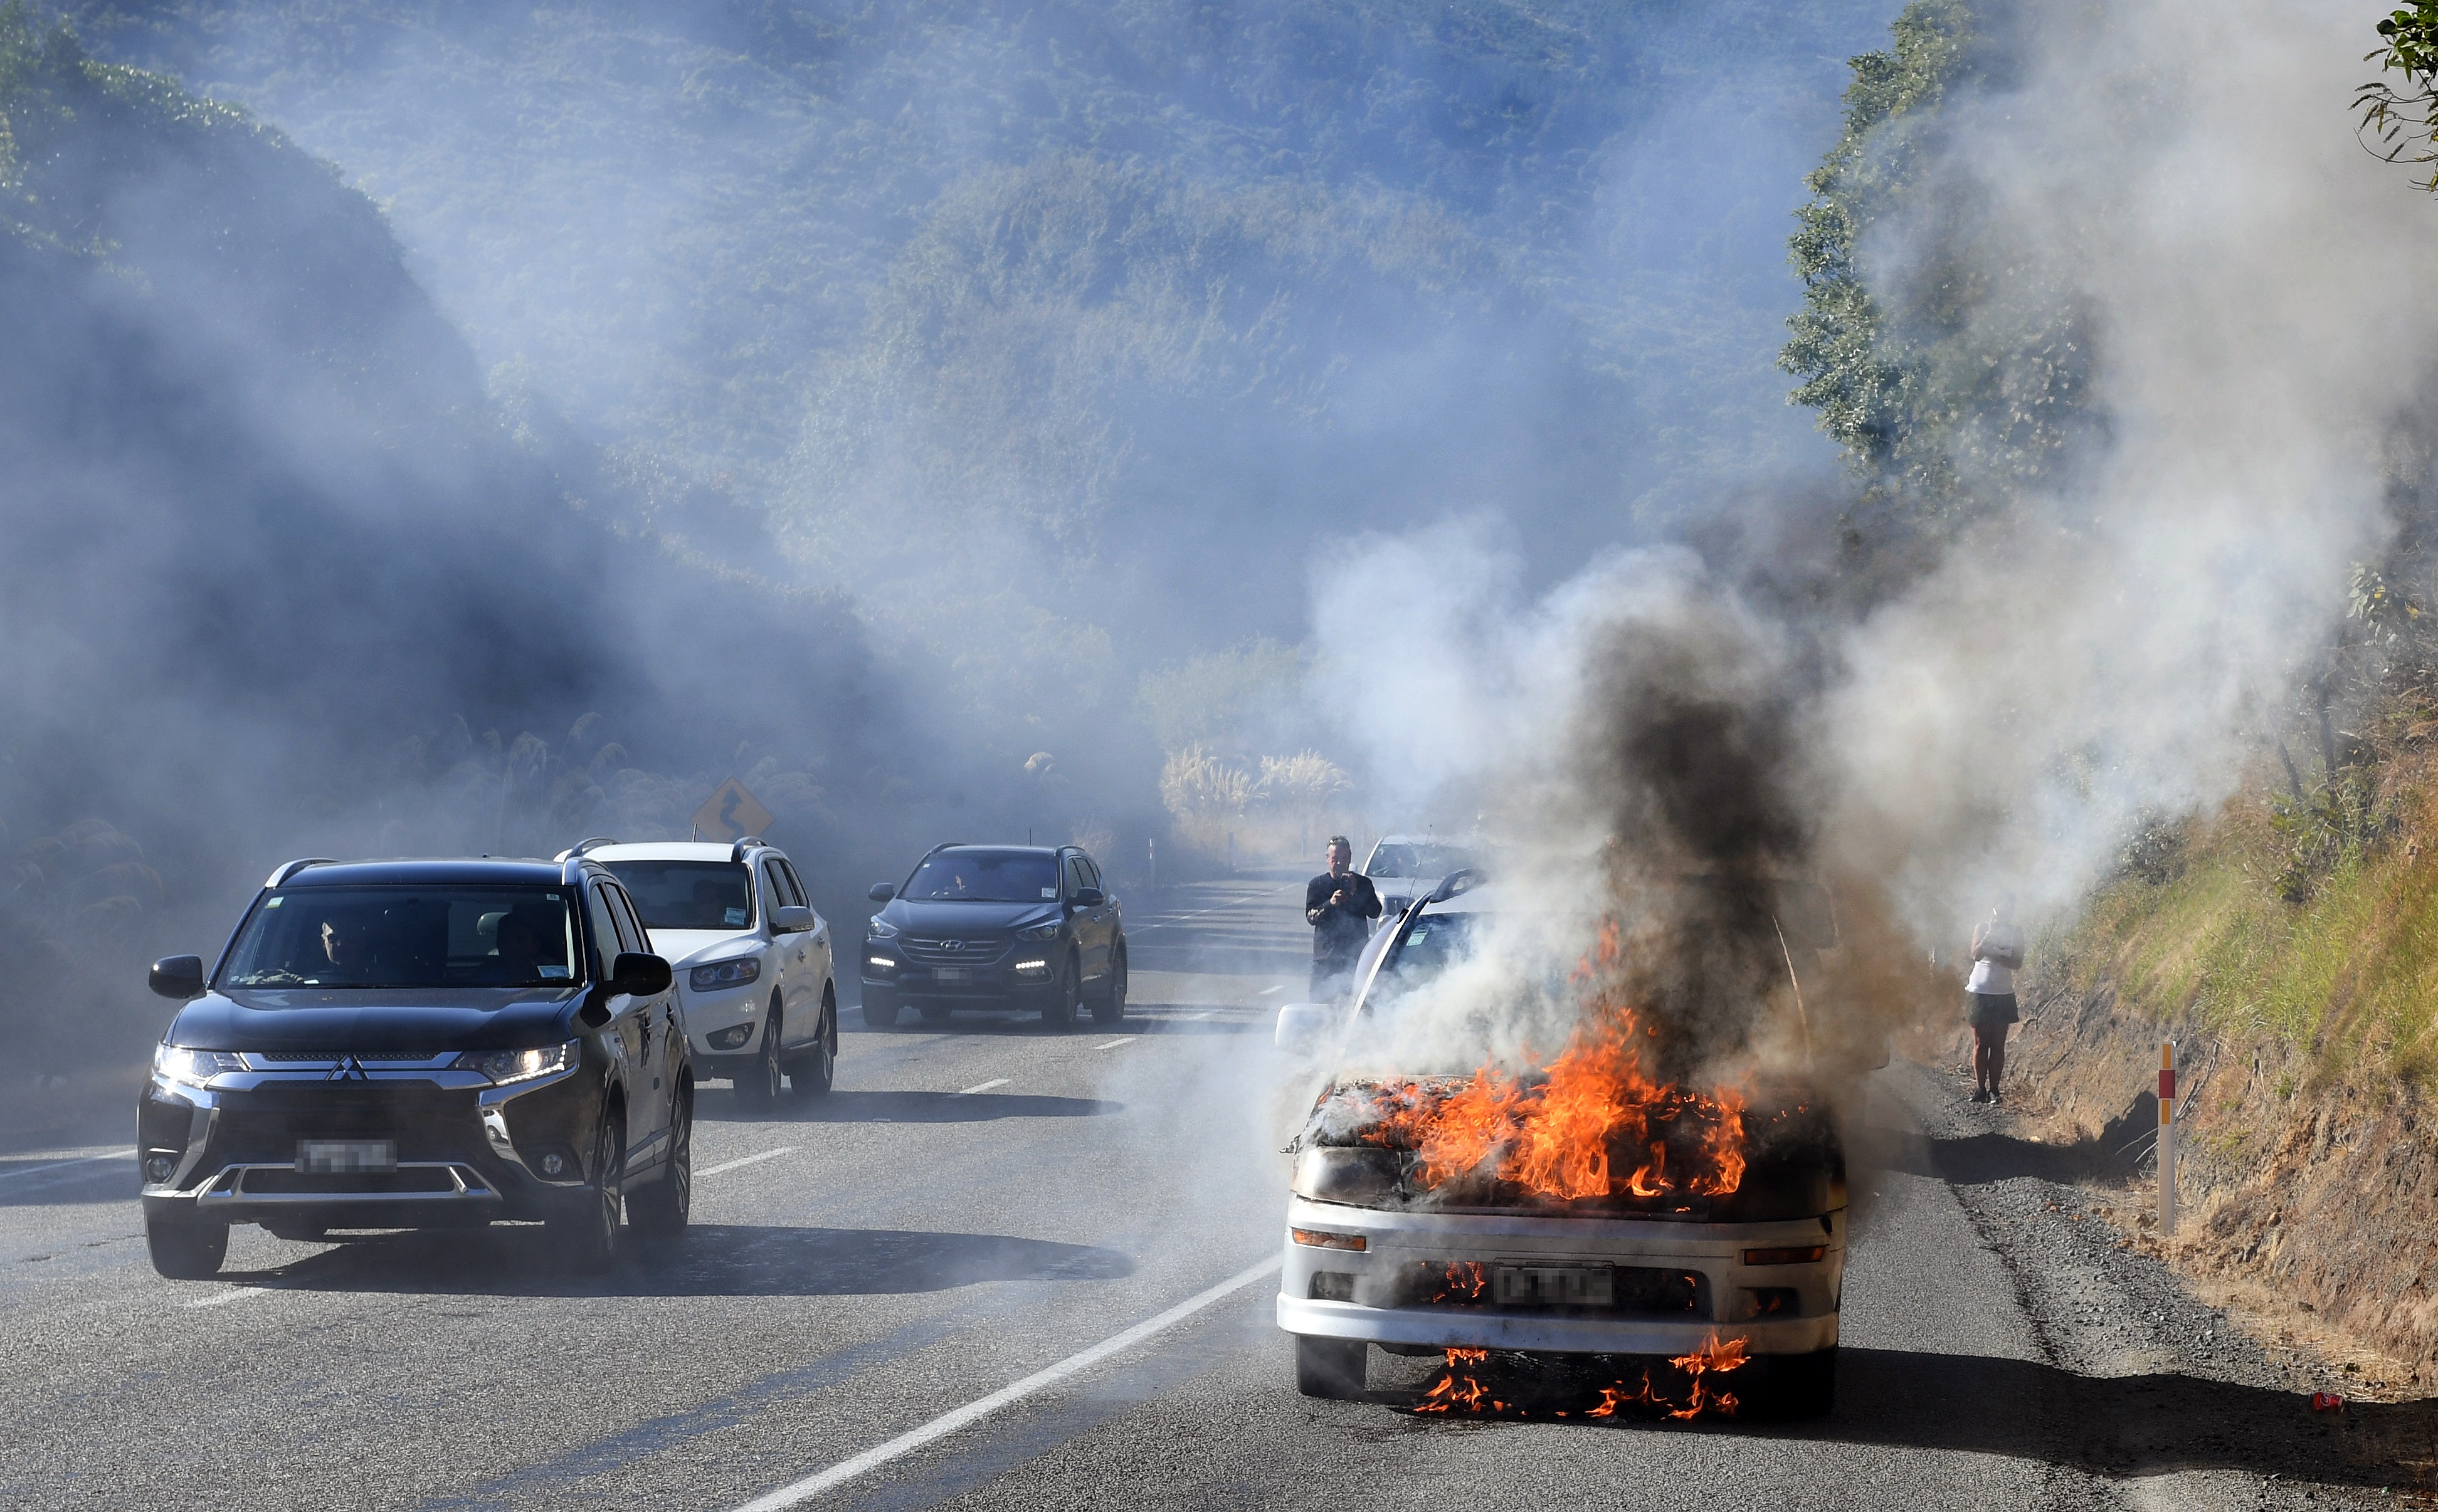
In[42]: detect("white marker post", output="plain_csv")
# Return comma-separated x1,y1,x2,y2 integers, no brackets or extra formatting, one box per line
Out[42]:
2158,1039,2177,1238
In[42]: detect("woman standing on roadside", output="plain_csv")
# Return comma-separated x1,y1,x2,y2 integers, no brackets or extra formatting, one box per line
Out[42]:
1968,895,2027,1103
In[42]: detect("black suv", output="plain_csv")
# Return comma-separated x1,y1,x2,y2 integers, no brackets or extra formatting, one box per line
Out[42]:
138,857,692,1278
860,844,1126,1029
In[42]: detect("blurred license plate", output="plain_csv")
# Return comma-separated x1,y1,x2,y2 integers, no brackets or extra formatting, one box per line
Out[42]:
1494,1264,1614,1307
297,1140,394,1174
932,967,972,984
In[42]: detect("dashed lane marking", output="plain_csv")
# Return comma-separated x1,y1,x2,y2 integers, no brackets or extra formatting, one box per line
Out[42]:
0,1147,135,1185
1090,1039,1130,1051
182,1286,271,1310
728,1256,1282,1512
956,1078,1010,1096
697,1147,796,1179
1124,882,1297,936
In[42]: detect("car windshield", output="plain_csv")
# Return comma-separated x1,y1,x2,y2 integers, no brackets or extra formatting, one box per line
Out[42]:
219,886,580,989
903,850,1060,903
1380,911,1481,986
604,860,754,932
1364,843,1478,880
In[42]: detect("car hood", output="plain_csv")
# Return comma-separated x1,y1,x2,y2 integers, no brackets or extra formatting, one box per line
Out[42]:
648,928,764,967
170,987,586,1053
884,900,1058,934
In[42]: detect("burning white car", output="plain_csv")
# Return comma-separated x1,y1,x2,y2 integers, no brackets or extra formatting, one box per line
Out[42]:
1273,875,1845,1418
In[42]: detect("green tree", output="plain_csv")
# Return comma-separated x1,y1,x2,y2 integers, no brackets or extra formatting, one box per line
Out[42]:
2358,3,2438,188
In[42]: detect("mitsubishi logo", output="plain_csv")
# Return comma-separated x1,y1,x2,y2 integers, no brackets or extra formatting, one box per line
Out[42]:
939,939,967,953
326,1054,369,1082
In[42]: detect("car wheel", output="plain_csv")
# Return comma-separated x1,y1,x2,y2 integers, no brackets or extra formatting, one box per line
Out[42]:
550,1111,623,1274
1293,1336,1366,1399
737,999,784,1110
1043,953,1080,1029
145,1212,228,1279
788,989,836,1096
628,1082,692,1241
1089,944,1127,1025
862,990,902,1029
1750,1347,1836,1420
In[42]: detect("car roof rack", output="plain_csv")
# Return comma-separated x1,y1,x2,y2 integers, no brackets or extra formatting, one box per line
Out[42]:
731,836,766,863
265,858,335,888
554,836,620,862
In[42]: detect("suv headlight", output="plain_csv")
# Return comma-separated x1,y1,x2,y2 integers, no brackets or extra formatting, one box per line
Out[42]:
868,916,900,939
455,1041,579,1085
1015,921,1060,940
154,1045,245,1087
689,957,761,992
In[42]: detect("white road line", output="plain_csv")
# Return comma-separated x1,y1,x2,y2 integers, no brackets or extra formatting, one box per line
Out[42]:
0,1147,135,1185
1091,1038,1131,1050
1259,985,1284,997
697,1147,796,1179
1187,1011,1216,1021
1125,882,1296,936
182,1286,271,1310
956,1078,1010,1095
730,1256,1282,1512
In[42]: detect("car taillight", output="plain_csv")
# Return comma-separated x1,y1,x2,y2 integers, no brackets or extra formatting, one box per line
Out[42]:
1742,1246,1827,1266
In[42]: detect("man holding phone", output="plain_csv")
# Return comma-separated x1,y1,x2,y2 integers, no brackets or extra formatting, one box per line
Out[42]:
1306,836,1381,1000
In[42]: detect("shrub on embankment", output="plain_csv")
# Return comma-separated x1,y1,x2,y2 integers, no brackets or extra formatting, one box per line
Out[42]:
2010,748,2438,1377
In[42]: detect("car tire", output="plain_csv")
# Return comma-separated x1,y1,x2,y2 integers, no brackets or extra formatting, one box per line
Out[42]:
788,990,836,1096
145,1212,228,1279
628,1083,692,1241
1089,944,1127,1025
550,1111,623,1274
862,990,902,1029
1043,953,1080,1029
736,999,784,1110
1750,1347,1837,1420
1293,1336,1367,1399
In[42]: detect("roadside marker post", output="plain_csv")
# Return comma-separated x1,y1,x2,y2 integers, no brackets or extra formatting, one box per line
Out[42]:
2158,1040,2177,1237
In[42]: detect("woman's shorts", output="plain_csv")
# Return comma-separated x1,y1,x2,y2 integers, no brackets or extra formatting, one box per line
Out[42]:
1967,992,2019,1031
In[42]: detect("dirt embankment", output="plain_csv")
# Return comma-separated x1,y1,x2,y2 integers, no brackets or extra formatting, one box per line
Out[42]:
1986,977,2438,1392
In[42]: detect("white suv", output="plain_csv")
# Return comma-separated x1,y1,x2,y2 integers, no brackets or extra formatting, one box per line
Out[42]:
566,838,837,1107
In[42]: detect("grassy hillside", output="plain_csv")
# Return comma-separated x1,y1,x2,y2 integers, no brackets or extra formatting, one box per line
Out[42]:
51,0,1897,669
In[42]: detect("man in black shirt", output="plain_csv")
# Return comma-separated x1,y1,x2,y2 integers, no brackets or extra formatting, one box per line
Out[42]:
1306,835,1381,1000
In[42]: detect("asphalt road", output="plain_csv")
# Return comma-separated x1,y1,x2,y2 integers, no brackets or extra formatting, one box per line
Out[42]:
0,877,2404,1510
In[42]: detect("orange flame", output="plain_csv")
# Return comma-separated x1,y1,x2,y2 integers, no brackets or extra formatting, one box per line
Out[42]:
1353,1011,1747,1205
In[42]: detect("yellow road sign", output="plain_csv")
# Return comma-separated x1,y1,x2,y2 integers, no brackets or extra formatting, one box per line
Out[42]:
692,778,775,843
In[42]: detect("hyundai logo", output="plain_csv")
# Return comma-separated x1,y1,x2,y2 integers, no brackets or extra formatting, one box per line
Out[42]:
939,939,967,952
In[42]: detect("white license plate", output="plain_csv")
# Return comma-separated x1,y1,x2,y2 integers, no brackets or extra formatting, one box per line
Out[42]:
297,1139,395,1174
932,967,973,984
1494,1264,1615,1307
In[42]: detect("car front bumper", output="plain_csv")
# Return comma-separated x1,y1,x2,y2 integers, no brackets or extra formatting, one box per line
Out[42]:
137,1059,604,1229
1274,1195,1844,1358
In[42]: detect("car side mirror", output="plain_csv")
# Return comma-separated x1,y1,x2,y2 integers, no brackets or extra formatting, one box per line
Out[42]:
149,955,205,1000
868,883,895,903
1071,887,1105,908
1274,1002,1334,1057
611,952,673,997
773,905,814,933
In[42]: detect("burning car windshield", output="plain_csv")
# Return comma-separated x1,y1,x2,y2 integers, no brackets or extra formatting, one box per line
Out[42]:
1382,912,1481,984
219,886,579,990
1366,844,1477,880
604,860,753,931
903,851,1060,903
